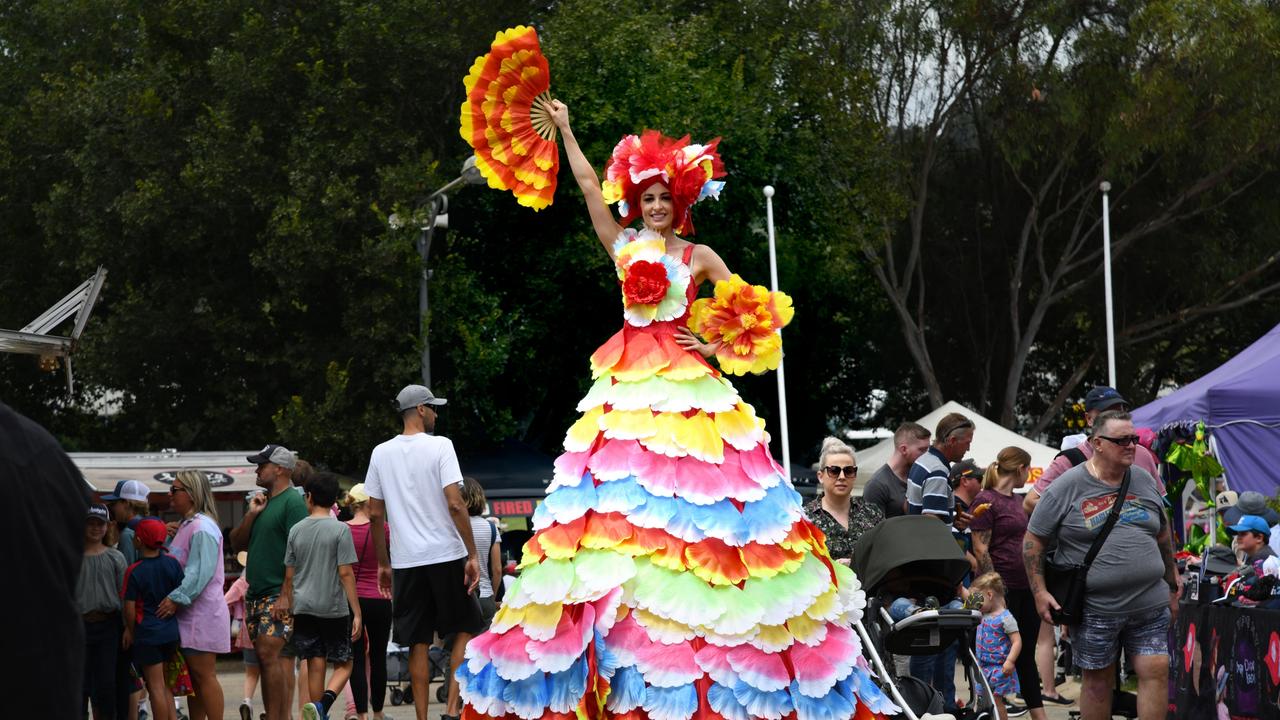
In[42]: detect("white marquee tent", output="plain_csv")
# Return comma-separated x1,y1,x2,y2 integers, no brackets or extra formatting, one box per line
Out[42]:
852,401,1061,488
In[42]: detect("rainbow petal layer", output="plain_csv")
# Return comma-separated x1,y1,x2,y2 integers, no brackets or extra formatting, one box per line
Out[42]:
461,270,895,720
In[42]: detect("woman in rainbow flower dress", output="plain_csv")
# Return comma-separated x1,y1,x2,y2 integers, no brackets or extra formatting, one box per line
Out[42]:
455,99,898,720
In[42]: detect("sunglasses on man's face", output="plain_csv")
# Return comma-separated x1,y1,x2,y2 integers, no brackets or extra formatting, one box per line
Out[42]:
1098,435,1141,447
822,465,858,478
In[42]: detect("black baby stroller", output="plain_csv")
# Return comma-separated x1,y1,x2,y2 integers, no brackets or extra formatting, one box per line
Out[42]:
386,641,451,705
851,515,998,720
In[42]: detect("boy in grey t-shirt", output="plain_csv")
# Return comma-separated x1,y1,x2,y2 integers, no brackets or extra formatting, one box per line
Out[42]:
1026,462,1168,616
279,472,361,720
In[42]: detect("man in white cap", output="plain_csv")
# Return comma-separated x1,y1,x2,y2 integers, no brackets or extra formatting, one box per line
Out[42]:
230,443,307,720
367,384,482,720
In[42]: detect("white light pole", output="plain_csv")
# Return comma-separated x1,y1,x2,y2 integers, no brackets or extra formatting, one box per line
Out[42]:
763,185,792,482
1100,181,1117,387
390,157,485,387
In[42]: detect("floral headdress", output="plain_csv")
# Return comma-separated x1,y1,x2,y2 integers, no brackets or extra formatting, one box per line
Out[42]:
600,130,726,236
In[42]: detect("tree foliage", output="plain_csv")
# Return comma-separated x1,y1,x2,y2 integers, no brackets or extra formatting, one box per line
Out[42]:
865,0,1280,429
3,0,1279,474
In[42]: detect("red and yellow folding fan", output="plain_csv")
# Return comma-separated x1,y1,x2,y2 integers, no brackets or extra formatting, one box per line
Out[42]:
459,25,558,210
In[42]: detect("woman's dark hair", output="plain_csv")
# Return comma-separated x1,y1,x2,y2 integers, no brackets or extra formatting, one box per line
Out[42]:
305,472,341,509
460,476,487,516
292,459,315,488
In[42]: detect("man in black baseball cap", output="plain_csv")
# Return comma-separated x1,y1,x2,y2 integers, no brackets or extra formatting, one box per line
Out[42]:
1083,385,1128,414
1025,387,1159,514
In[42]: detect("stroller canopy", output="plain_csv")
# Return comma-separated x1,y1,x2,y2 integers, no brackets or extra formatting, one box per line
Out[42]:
851,515,971,597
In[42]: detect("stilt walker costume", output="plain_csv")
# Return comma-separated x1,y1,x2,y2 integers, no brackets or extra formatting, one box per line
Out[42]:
456,26,897,720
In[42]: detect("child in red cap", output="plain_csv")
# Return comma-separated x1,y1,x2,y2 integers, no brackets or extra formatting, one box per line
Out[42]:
122,518,184,720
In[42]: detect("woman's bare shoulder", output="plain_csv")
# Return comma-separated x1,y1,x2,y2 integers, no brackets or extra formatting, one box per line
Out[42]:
689,243,731,283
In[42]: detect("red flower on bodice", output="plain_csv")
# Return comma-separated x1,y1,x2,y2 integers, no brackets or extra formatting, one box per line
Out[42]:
622,260,671,305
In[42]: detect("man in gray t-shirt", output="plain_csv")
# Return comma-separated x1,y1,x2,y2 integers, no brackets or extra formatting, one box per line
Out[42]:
1024,411,1178,720
1027,462,1168,616
864,464,909,519
863,422,932,519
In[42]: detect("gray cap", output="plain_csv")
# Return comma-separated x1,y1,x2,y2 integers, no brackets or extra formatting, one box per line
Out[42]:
395,384,447,411
1238,491,1270,514
1222,490,1280,526
246,444,298,470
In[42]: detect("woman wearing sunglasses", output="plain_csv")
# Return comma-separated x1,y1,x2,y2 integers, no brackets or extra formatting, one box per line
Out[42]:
804,437,883,565
156,469,230,720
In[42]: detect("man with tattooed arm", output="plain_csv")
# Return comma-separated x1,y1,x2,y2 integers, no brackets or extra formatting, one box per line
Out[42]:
1023,411,1179,720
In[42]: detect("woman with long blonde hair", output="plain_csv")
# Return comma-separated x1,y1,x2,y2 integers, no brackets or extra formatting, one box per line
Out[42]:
156,469,230,720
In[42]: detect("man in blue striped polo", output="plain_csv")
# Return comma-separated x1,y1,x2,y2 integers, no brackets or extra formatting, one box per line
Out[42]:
907,412,976,523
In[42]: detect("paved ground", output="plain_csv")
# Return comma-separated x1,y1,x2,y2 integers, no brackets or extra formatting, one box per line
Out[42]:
191,658,1083,720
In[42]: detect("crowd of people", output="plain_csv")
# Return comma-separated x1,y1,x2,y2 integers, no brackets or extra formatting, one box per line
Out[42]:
65,382,504,720
803,387,1182,720
49,342,1280,720
61,380,1203,720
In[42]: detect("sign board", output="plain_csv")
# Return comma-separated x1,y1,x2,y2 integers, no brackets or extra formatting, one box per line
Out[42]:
154,471,235,488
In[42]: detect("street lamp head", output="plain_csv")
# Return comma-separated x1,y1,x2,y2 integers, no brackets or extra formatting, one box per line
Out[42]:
461,155,485,186
763,185,775,199
1099,181,1112,193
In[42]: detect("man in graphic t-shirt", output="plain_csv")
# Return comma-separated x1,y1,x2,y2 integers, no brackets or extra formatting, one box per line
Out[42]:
367,384,482,720
1023,386,1161,514
1025,411,1178,720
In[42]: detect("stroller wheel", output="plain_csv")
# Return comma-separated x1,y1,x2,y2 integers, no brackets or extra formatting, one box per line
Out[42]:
403,687,414,705
437,683,448,702
390,688,402,706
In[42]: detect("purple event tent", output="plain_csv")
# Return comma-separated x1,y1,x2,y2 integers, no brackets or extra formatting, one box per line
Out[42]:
1131,322,1280,496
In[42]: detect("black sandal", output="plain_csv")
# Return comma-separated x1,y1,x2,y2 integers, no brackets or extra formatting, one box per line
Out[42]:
1042,693,1074,705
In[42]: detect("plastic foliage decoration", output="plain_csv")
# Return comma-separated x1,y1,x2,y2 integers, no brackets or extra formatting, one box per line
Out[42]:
459,26,558,210
1167,420,1226,552
688,275,794,376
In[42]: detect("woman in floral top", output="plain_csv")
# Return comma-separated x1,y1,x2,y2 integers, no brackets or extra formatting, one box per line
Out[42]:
804,437,883,564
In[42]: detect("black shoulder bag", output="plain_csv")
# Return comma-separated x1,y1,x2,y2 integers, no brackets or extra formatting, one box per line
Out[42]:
1045,469,1131,625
